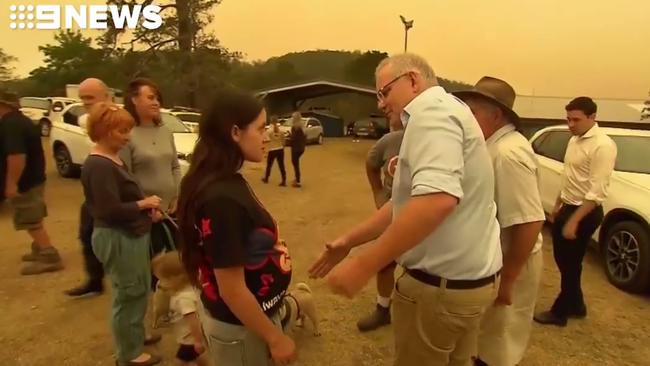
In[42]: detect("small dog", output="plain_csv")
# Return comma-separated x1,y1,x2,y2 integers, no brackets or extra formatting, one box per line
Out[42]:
283,282,321,336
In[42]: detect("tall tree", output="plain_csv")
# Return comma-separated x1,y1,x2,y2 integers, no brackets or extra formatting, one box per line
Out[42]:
100,0,230,106
344,51,389,86
0,48,17,81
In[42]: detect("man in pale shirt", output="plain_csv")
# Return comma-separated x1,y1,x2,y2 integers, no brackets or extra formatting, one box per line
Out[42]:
310,53,502,366
535,97,617,326
455,77,545,366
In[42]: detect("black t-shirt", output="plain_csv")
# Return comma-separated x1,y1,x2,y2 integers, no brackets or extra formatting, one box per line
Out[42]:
196,174,292,325
0,110,46,197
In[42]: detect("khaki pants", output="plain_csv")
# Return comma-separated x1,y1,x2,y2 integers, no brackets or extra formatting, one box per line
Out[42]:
9,184,47,230
392,272,498,366
478,250,543,366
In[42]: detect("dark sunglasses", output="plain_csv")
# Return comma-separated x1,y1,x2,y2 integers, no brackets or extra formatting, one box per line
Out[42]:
377,73,410,100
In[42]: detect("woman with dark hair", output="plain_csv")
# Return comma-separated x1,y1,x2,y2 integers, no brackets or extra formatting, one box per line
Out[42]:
177,88,296,366
82,102,162,366
287,112,307,187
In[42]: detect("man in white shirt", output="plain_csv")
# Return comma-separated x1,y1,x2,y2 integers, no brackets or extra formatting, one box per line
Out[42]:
309,54,502,366
455,77,545,366
534,97,617,326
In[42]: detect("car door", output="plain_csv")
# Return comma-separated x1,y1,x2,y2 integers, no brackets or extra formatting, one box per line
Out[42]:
531,130,572,213
306,119,321,141
60,105,92,165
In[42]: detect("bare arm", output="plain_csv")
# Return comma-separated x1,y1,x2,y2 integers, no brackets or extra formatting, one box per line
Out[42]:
340,200,393,250
215,267,285,346
366,162,384,209
5,154,26,191
501,221,543,283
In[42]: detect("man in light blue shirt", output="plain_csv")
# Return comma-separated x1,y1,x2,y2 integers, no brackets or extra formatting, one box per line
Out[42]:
310,53,502,366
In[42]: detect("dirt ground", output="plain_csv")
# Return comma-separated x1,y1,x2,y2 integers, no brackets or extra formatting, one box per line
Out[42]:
1,138,649,366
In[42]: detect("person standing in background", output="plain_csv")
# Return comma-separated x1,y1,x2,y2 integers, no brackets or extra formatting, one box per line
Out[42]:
65,78,112,297
262,116,287,186
534,97,617,327
286,112,306,188
455,77,545,366
0,91,64,276
356,116,404,332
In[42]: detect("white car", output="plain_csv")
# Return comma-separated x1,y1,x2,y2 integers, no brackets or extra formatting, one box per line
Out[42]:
277,117,324,145
530,125,650,293
19,97,78,137
50,103,197,178
170,110,201,132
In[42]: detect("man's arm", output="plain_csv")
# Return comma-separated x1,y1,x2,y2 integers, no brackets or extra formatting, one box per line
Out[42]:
500,221,543,282
567,143,617,226
5,154,26,197
355,193,457,273
340,201,393,249
366,161,384,208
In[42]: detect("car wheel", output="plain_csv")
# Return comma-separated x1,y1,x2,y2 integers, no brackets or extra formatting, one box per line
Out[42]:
54,144,80,178
40,119,51,137
317,134,324,145
604,221,650,293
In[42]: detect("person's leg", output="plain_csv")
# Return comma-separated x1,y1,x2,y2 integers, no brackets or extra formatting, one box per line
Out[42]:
357,262,395,331
550,206,573,318
93,228,155,363
277,149,287,186
13,185,63,275
263,151,276,182
291,150,303,186
67,203,104,296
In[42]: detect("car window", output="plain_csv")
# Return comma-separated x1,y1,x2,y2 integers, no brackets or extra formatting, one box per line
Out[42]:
533,130,572,162
160,112,191,133
63,106,85,126
610,135,650,174
19,97,51,110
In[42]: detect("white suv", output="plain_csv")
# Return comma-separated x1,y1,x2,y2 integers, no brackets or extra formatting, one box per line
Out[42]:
277,117,324,145
19,97,77,137
50,103,196,178
530,125,650,293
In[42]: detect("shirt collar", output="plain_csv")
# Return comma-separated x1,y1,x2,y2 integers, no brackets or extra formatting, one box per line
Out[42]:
400,86,446,127
485,124,516,146
579,123,599,139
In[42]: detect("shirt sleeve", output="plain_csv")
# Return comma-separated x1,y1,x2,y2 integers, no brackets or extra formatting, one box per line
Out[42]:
584,140,618,203
118,142,134,173
366,137,385,170
2,116,27,155
199,196,250,269
403,111,464,199
169,131,181,201
86,162,141,220
494,148,546,228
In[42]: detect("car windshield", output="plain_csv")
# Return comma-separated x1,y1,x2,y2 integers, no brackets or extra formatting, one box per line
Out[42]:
356,120,371,127
160,112,191,133
176,113,201,123
610,135,650,174
20,98,51,110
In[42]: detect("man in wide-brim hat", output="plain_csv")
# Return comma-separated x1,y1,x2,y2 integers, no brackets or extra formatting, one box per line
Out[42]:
454,77,546,366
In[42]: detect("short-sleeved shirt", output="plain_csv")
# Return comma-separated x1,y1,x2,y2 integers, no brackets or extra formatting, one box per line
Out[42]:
486,124,545,253
196,174,292,325
264,129,285,151
170,286,200,344
366,130,404,204
0,110,46,196
392,86,502,280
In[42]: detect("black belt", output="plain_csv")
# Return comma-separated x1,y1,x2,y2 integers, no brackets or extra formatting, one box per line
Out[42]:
406,268,500,290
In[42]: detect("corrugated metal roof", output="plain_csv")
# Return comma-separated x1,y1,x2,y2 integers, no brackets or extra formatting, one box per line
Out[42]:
513,95,645,122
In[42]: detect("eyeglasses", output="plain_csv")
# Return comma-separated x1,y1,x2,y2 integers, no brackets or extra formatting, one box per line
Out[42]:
377,73,410,100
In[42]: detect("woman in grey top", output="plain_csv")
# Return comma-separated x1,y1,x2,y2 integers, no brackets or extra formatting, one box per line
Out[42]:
121,77,181,214
82,102,162,366
121,78,181,260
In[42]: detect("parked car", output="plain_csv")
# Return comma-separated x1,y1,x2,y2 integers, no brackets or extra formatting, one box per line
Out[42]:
19,97,77,137
351,114,389,139
170,110,201,132
278,117,324,145
530,125,650,293
50,103,196,178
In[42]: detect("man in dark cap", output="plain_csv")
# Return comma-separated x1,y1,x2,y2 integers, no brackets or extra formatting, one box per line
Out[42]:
0,91,63,275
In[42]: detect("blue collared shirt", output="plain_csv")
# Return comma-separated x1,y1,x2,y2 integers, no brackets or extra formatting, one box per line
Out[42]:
392,86,502,280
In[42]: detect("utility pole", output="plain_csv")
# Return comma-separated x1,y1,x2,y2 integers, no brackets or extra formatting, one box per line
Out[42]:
400,15,414,52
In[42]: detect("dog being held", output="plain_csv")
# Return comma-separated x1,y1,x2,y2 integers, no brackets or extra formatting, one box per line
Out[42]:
281,282,321,336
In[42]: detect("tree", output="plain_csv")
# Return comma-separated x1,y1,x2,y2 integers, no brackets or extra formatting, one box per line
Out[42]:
100,0,233,106
28,30,109,96
0,48,17,81
642,91,650,121
344,51,388,86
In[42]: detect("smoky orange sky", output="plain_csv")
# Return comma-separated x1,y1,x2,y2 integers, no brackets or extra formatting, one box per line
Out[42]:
1,0,649,99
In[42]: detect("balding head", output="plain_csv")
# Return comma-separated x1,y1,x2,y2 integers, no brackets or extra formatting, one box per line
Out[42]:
78,78,110,111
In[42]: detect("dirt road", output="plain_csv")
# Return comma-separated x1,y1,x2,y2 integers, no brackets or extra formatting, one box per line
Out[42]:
1,138,648,366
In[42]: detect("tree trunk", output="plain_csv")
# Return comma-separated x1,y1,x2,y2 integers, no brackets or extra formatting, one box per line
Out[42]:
175,0,196,107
